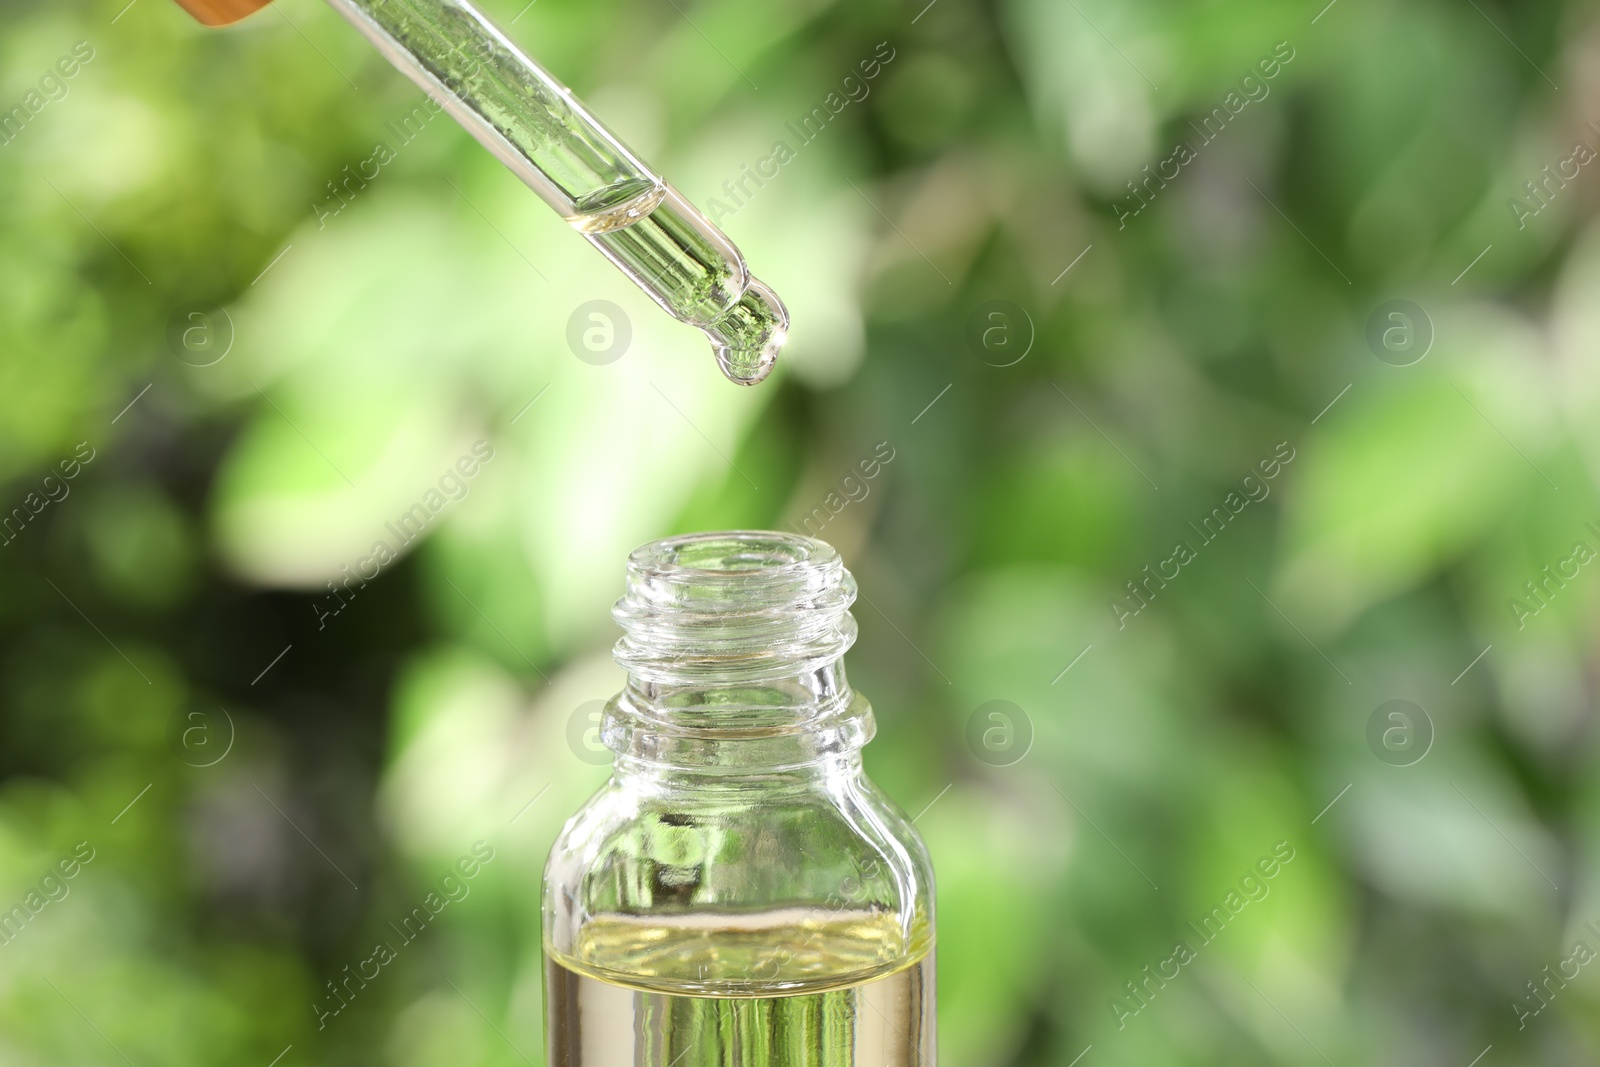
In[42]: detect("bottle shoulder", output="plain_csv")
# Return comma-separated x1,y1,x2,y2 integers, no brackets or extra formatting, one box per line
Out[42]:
542,764,933,996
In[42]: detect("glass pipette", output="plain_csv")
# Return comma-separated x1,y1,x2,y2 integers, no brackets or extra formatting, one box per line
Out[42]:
174,0,788,386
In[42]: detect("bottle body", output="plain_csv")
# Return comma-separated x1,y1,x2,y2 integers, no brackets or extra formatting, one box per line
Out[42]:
543,532,935,1067
542,757,936,1067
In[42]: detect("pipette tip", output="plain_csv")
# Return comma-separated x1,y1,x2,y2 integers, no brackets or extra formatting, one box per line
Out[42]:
704,279,788,386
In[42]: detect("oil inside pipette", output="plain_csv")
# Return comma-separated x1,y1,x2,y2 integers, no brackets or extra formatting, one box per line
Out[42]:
565,177,667,234
572,184,788,386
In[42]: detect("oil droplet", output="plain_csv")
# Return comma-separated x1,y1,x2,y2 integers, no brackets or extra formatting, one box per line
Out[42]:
703,279,787,386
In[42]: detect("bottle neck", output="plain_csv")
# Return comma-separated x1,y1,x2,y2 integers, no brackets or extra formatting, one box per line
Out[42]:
602,531,872,773
604,662,875,773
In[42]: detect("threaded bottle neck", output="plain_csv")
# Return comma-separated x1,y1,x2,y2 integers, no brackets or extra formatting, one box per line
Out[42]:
604,531,872,768
612,531,858,684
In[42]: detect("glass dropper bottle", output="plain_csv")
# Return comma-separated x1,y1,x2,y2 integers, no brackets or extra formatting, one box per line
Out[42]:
174,0,788,386
545,531,936,1067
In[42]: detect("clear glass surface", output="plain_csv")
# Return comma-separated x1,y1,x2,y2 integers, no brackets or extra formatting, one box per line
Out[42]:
544,532,936,1066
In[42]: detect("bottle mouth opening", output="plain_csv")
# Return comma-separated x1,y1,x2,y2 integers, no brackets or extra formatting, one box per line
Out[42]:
637,531,816,576
613,530,857,683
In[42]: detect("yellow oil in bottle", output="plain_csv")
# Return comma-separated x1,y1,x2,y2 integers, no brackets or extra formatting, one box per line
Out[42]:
546,911,935,1067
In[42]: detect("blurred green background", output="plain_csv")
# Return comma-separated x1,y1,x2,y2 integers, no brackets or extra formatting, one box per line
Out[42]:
3,0,1599,1062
